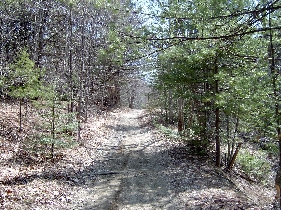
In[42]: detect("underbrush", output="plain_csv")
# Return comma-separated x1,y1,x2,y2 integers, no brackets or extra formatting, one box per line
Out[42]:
155,123,275,184
141,109,277,188
0,101,79,162
155,124,179,139
236,148,272,185
154,123,210,156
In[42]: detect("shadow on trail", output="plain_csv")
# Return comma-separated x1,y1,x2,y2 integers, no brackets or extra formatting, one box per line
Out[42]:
3,142,254,209
105,124,144,133
79,144,251,209
2,110,256,209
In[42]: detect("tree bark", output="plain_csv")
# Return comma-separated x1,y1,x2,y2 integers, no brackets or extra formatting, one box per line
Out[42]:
77,14,86,142
215,60,221,167
51,98,55,159
36,1,47,68
68,6,74,113
168,89,173,123
227,142,243,170
177,97,184,133
19,98,23,132
268,3,281,206
230,118,239,159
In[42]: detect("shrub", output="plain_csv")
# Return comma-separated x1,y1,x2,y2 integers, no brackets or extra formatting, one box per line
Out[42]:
236,149,271,183
156,124,178,139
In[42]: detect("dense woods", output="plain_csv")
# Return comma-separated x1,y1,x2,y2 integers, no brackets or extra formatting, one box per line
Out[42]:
149,0,281,168
0,0,147,110
146,0,281,206
1,0,281,208
0,0,149,155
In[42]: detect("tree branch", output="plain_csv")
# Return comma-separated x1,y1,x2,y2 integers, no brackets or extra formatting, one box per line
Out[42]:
142,26,281,42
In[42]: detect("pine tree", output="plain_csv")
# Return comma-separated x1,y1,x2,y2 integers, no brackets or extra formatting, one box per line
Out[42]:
6,50,43,131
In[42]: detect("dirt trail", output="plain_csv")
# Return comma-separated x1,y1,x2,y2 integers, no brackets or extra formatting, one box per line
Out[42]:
86,109,177,209
77,109,265,210
0,107,275,209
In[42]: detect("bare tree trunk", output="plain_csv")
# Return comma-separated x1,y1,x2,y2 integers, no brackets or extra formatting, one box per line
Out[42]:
51,98,55,159
68,6,74,113
25,98,28,117
168,89,173,123
215,106,220,167
85,85,89,122
19,98,23,132
77,94,82,142
36,1,47,68
177,97,184,133
77,14,85,142
129,89,135,109
226,115,230,164
230,118,239,159
163,87,168,122
268,3,281,206
227,142,243,170
215,60,220,167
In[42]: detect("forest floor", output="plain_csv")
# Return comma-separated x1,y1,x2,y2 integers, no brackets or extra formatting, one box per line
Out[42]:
0,103,278,209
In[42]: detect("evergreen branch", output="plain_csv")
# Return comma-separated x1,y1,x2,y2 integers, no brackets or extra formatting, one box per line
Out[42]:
140,26,281,42
114,0,281,22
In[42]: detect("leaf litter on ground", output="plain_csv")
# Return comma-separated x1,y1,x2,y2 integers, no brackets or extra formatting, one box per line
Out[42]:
0,103,277,209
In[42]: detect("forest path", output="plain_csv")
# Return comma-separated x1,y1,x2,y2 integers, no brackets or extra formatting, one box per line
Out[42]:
88,109,176,209
78,109,263,210
0,106,274,209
